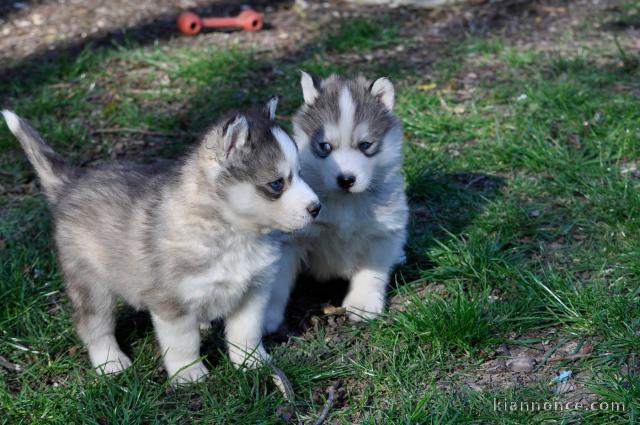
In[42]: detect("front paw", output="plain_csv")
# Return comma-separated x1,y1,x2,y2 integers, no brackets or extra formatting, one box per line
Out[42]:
342,290,385,322
170,361,209,385
229,344,271,369
92,348,132,375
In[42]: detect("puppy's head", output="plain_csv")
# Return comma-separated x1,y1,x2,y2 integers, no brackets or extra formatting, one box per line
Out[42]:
292,72,403,196
198,97,320,232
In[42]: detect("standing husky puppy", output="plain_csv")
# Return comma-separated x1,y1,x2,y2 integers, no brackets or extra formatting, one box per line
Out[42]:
264,74,408,332
2,99,320,383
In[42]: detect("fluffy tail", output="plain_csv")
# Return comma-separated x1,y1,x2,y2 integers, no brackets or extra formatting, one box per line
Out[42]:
2,110,71,203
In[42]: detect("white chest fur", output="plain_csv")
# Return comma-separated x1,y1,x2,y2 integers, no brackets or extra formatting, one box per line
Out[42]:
299,190,407,280
177,233,278,319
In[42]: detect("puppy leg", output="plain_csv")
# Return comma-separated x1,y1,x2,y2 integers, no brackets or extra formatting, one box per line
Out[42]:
151,312,208,384
342,268,388,321
342,235,404,321
67,280,132,374
226,283,271,368
264,247,299,334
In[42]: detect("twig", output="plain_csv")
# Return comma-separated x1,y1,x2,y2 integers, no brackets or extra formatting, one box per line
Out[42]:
0,355,22,372
314,380,342,425
270,364,295,402
92,128,183,137
548,353,593,362
464,174,487,189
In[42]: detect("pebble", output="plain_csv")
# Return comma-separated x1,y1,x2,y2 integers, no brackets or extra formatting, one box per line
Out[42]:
506,356,536,372
114,142,125,155
15,19,31,28
556,382,575,394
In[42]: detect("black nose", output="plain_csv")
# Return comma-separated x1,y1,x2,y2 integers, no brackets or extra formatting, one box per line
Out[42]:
337,174,356,190
307,202,322,218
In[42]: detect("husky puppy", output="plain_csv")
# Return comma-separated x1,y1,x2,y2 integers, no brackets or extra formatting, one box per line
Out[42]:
2,99,320,383
264,73,408,332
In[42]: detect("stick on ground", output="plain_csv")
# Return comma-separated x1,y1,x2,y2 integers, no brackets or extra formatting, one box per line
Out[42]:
314,380,342,425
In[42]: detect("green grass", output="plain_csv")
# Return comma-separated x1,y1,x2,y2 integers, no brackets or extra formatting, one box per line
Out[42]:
1,8,640,424
325,18,399,52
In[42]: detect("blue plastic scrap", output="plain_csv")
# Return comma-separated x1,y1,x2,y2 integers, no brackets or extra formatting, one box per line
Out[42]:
553,370,573,383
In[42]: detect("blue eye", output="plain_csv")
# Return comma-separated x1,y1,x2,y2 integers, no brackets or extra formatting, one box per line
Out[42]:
318,142,333,155
268,178,285,192
359,141,373,152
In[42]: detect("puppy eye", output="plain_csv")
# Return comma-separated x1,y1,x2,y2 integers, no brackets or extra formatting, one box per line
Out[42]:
359,141,373,152
318,142,333,156
268,178,285,192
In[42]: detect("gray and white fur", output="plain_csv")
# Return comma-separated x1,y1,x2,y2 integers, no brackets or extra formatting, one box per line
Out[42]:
264,73,408,331
2,99,320,384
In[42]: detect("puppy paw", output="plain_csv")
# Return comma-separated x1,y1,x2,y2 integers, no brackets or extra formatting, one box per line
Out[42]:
342,290,385,322
170,362,209,385
229,344,271,369
93,349,132,375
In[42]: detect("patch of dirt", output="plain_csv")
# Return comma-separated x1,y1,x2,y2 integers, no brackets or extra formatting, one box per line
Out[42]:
447,328,601,405
0,1,299,70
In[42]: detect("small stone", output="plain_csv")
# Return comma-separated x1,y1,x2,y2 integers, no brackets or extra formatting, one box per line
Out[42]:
495,343,511,356
15,19,31,28
466,380,483,391
295,0,309,10
506,356,536,372
556,382,575,394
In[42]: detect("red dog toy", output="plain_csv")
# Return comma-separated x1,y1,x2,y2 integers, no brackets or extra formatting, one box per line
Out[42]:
177,9,264,35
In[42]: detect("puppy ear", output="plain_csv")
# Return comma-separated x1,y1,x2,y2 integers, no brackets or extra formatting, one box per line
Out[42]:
369,77,395,110
300,70,320,105
223,114,249,159
265,96,278,121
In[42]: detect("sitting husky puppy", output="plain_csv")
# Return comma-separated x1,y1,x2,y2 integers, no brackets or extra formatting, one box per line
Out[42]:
264,73,408,332
2,98,320,383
